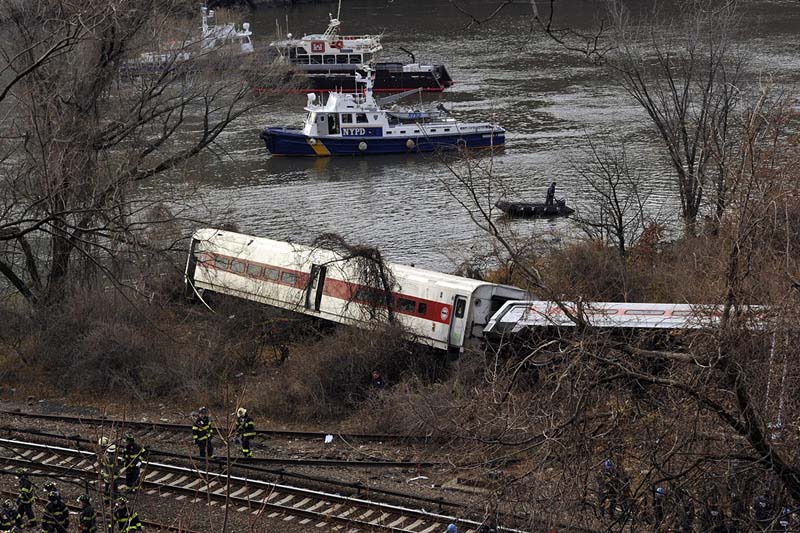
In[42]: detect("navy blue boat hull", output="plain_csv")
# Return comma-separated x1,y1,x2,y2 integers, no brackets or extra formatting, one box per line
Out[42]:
260,127,505,156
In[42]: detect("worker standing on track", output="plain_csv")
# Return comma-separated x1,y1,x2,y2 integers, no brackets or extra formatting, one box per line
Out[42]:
235,407,256,458
77,494,97,533
40,490,68,533
15,468,35,529
192,406,214,458
0,499,18,533
99,437,120,503
111,497,142,532
122,435,146,492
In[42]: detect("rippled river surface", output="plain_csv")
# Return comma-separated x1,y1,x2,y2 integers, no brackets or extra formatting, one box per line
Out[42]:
176,0,800,270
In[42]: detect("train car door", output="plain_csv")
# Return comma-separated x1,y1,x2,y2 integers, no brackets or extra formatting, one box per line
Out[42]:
447,295,468,353
305,264,327,311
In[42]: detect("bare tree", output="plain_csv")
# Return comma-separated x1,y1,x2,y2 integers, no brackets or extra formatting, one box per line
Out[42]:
607,1,746,234
573,138,658,258
0,0,282,305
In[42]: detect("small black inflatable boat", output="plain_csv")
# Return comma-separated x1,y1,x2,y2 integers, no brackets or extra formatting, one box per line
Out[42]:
495,199,575,218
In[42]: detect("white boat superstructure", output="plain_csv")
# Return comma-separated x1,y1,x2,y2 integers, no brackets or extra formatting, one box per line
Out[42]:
137,6,253,65
270,11,382,67
299,72,495,141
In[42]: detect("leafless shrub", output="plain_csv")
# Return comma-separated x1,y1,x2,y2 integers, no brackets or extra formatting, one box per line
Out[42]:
250,323,444,422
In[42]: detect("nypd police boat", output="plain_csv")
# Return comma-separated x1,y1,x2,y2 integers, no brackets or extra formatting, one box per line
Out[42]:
260,71,504,156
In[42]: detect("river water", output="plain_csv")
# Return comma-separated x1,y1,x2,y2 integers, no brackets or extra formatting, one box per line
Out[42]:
176,0,800,271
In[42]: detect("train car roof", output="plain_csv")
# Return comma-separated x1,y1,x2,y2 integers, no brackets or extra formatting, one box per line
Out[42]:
484,300,767,333
193,228,525,294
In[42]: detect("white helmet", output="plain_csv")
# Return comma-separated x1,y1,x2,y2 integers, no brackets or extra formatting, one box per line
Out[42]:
237,407,247,417
98,436,109,447
107,444,117,454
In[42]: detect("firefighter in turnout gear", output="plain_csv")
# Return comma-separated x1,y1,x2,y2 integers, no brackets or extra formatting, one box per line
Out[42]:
111,497,142,532
236,407,256,458
77,494,97,533
99,437,121,503
192,407,213,458
15,468,35,529
1,499,18,533
41,490,68,533
122,435,145,492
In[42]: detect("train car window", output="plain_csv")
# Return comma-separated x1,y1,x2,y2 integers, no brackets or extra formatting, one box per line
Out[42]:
349,54,362,64
281,271,297,285
336,55,349,64
215,256,231,270
311,55,322,64
398,298,416,312
417,302,428,315
231,260,246,274
324,54,335,64
247,264,263,277
265,269,279,281
455,298,466,318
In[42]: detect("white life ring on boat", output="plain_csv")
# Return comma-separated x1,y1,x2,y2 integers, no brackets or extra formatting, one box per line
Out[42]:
358,141,368,152
405,139,415,150
309,138,317,145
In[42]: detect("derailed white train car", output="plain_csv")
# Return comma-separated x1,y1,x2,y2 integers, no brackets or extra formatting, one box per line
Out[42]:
185,228,529,353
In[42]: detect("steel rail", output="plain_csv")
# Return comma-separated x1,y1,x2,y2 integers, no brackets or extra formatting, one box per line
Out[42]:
0,437,533,533
0,409,432,443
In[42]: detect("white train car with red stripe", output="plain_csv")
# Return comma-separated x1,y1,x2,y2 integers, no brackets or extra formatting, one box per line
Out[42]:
185,228,530,353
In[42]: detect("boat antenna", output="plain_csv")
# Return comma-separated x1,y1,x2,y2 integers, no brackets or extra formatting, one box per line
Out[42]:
337,0,342,21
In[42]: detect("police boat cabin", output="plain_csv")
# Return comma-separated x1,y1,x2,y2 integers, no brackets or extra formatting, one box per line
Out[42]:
260,72,504,157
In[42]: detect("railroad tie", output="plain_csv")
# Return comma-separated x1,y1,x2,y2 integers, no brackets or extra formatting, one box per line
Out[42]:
292,497,311,508
387,516,407,527
323,503,343,515
275,494,295,505
407,519,425,530
306,501,326,512
418,524,441,533
370,512,391,524
229,486,248,498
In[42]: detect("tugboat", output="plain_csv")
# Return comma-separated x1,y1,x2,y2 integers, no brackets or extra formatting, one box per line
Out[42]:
495,199,575,218
262,2,453,93
260,71,503,156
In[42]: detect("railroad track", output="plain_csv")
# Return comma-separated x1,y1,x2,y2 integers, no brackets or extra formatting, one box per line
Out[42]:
0,424,439,468
0,425,464,515
0,437,527,533
0,409,431,444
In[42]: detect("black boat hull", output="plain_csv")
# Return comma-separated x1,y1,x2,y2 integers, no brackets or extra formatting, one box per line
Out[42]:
251,62,454,93
495,200,575,218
